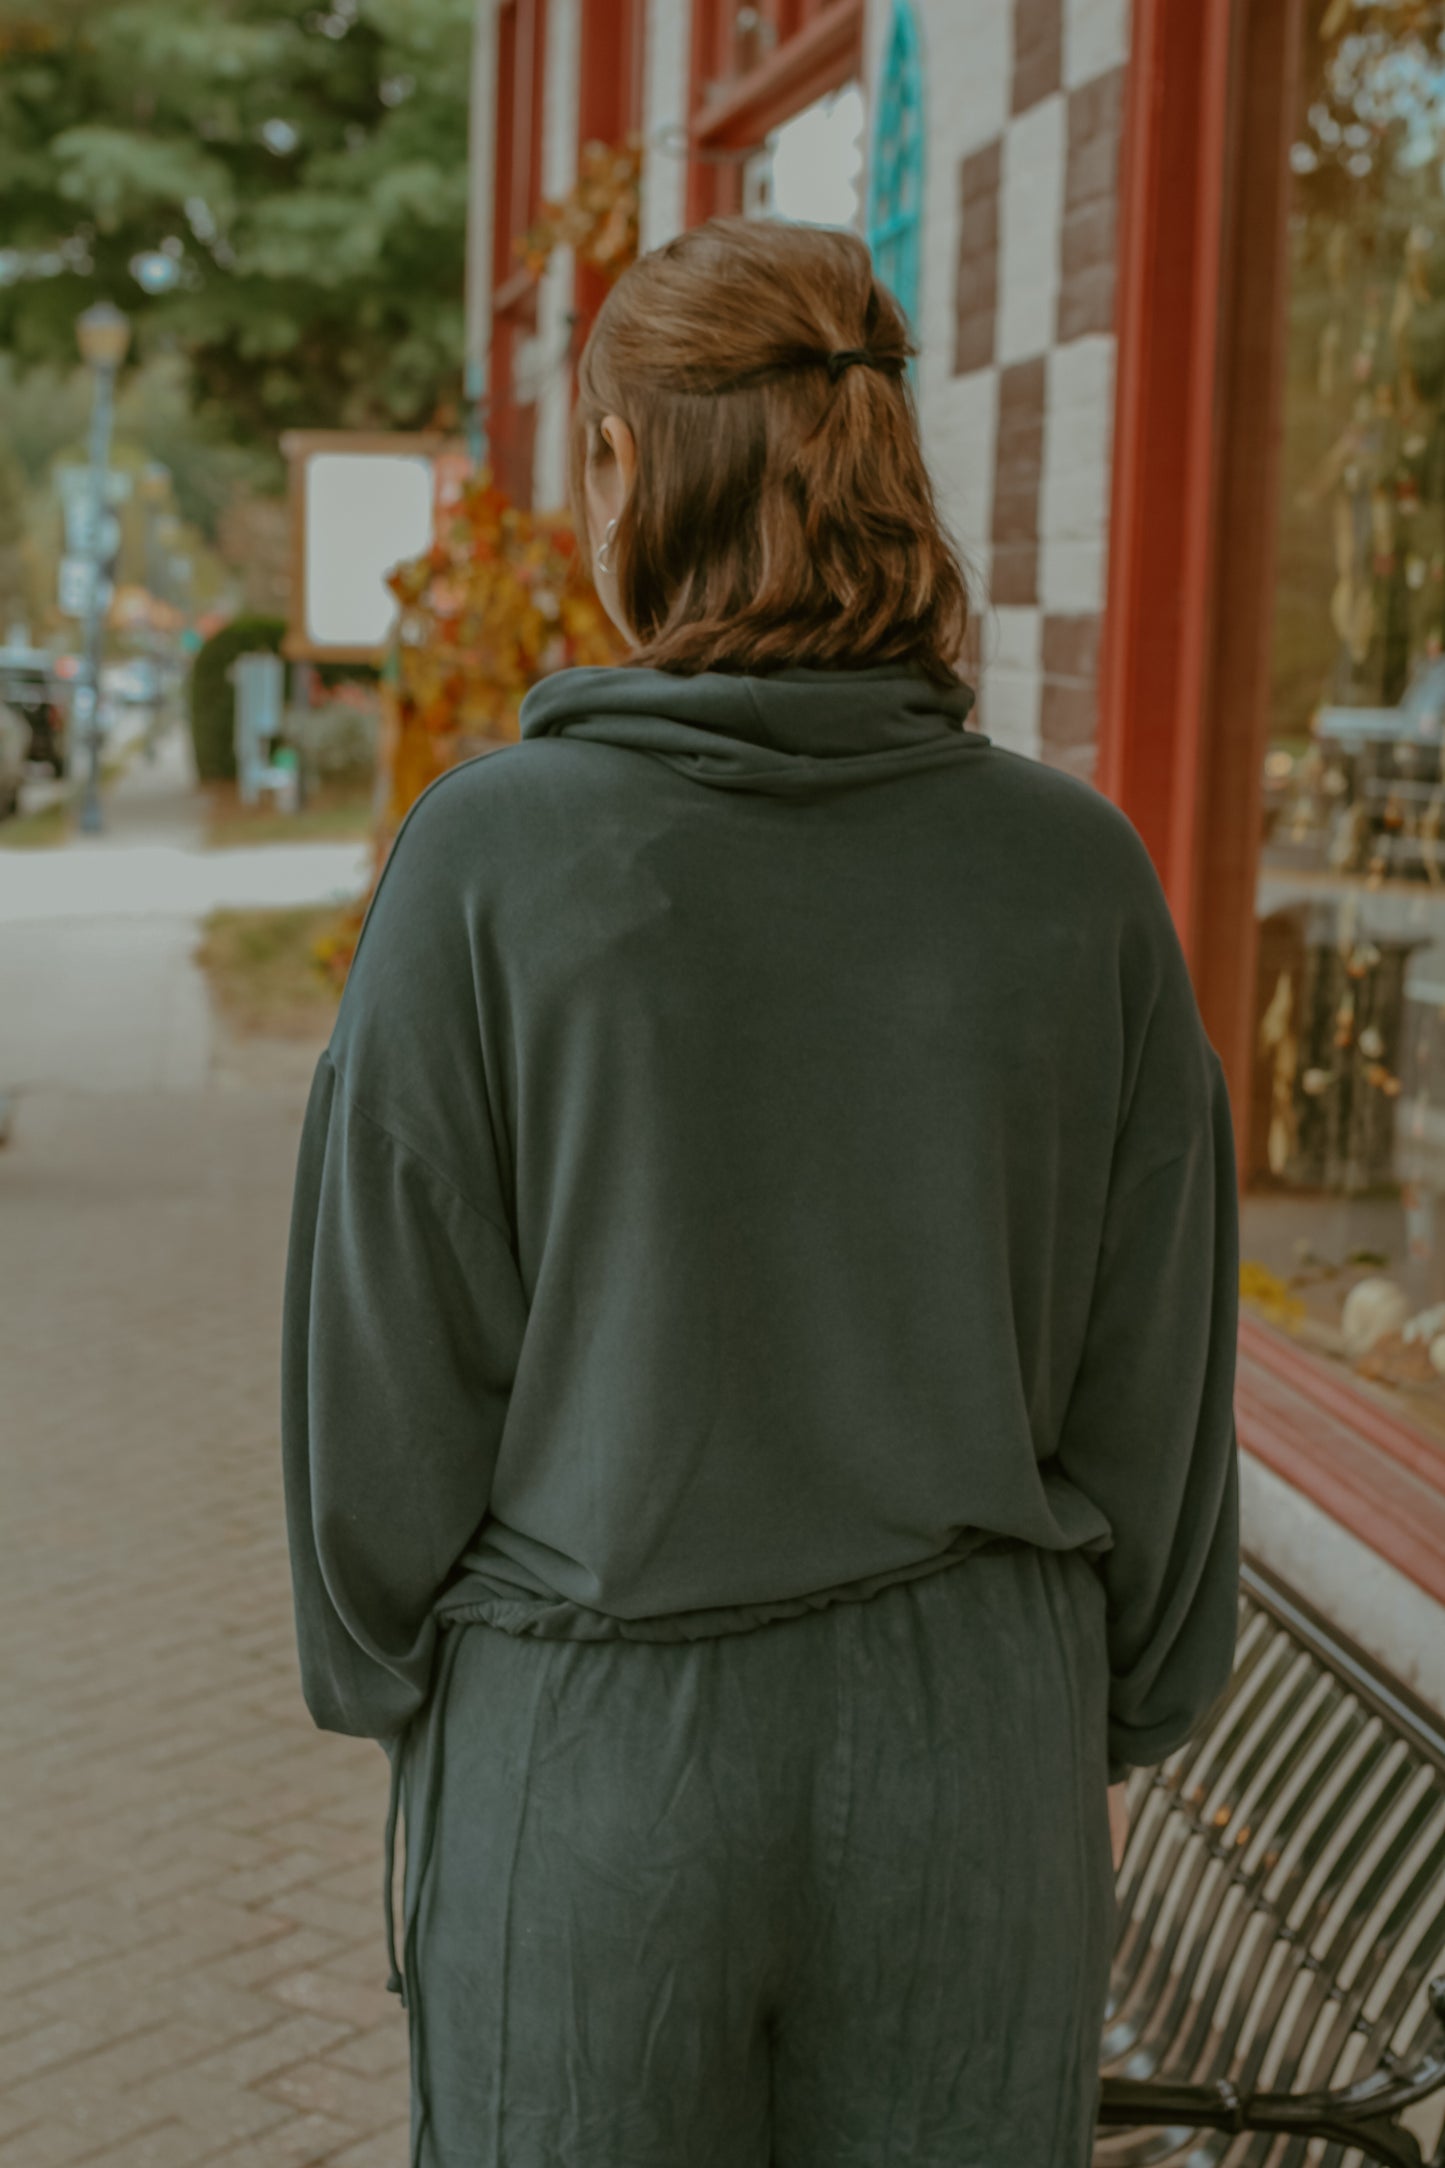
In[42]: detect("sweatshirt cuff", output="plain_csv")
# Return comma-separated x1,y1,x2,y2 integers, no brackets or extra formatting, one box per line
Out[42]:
1107,1757,1131,1787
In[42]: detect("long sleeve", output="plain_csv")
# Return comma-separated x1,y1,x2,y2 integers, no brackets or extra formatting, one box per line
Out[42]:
281,1053,528,1742
280,772,530,1745
1054,932,1242,1789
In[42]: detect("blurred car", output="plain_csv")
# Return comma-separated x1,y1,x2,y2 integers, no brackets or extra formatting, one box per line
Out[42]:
0,698,27,818
0,645,67,775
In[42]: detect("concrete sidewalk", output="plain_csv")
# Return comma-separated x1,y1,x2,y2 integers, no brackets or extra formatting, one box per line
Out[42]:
0,726,367,1103
0,727,370,930
0,735,407,2165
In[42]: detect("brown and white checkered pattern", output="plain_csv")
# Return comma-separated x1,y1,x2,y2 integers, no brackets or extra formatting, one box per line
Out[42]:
531,0,1130,778
906,0,1131,777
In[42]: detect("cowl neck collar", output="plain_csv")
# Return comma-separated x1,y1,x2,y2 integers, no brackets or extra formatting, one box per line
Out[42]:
518,662,986,796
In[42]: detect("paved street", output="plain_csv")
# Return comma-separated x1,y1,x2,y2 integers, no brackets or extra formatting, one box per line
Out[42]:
0,738,406,2166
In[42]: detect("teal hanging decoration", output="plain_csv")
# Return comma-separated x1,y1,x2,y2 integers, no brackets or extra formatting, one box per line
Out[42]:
866,0,925,338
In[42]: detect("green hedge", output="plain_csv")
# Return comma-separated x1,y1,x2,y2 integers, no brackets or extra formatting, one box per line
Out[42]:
188,615,287,783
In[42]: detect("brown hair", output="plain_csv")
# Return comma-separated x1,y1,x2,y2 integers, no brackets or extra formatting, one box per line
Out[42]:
568,217,970,687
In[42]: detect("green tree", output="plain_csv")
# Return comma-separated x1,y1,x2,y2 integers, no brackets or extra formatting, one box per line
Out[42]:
0,353,275,530
0,0,472,448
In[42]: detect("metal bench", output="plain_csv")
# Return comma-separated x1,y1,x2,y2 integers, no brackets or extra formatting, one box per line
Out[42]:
1096,1553,1445,2167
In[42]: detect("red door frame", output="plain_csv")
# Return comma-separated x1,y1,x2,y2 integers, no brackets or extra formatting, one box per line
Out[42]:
1099,0,1445,1603
575,0,648,341
687,0,864,224
490,0,548,507
1095,0,1241,971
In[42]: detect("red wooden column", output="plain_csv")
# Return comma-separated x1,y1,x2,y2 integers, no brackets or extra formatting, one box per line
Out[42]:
686,0,863,224
1096,0,1300,1142
575,0,648,341
1099,0,1445,1605
490,0,548,507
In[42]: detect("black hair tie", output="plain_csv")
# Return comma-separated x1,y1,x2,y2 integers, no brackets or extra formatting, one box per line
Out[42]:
826,348,873,382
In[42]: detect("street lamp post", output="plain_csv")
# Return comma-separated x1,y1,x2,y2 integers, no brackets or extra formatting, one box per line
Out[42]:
74,301,131,835
137,462,172,763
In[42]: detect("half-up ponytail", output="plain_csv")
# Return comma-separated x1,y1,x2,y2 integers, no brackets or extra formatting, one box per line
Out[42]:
568,217,970,687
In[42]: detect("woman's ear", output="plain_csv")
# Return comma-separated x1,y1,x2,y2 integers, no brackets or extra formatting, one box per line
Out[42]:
584,413,637,641
600,415,638,498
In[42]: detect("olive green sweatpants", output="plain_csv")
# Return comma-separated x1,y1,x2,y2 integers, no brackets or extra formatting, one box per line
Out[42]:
392,1537,1118,2167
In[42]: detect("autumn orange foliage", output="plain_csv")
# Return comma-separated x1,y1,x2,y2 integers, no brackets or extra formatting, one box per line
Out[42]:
379,465,625,838
516,135,644,284
314,466,626,987
312,128,640,993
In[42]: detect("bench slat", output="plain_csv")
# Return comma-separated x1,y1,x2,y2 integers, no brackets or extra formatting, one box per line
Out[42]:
1095,1556,1445,2168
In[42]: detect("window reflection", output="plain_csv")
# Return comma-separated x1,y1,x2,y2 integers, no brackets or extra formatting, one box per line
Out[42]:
1245,5,1445,1437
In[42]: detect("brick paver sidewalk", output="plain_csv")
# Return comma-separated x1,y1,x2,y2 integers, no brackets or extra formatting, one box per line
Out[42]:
0,1079,409,2167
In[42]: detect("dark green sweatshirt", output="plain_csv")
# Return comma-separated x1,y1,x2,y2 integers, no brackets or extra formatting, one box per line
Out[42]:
281,662,1241,1788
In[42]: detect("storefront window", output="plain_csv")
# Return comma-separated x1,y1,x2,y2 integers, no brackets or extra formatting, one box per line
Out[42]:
1245,2,1445,1439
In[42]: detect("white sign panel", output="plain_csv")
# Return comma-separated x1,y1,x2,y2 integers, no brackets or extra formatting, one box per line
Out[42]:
65,509,121,559
302,452,435,651
57,469,129,552
57,557,113,617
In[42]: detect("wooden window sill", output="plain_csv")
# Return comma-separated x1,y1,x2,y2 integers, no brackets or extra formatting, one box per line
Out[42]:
1236,1313,1445,1606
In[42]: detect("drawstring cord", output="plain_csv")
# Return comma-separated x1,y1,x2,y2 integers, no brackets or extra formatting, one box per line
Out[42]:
381,1619,468,2168
383,1734,407,2002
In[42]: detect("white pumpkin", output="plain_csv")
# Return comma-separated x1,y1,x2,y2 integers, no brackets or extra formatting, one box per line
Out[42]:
1341,1277,1409,1358
1403,1301,1445,1346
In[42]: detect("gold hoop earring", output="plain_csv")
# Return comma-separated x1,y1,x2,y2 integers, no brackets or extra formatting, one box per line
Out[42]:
595,518,618,573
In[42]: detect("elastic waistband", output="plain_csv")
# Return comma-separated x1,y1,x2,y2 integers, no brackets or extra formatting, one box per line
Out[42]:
382,1531,1024,1991
434,1525,1021,1644
379,1525,1074,2159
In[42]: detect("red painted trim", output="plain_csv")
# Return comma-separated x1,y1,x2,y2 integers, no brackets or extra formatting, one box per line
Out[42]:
686,0,863,222
491,0,517,291
489,0,546,507
1097,0,1299,1118
1237,1318,1445,1606
687,0,738,223
579,0,647,141
691,0,863,147
511,0,539,262
1163,0,1235,955
1095,0,1176,826
1095,0,1234,936
575,0,647,337
1097,0,1301,1145
1186,0,1302,1152
492,267,535,316
1239,1317,1445,1494
1099,0,1445,1604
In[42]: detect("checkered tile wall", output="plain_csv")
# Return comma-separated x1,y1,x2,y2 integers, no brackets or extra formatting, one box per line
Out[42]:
907,0,1131,777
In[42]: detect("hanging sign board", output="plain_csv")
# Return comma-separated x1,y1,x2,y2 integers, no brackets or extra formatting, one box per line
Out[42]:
280,430,465,664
